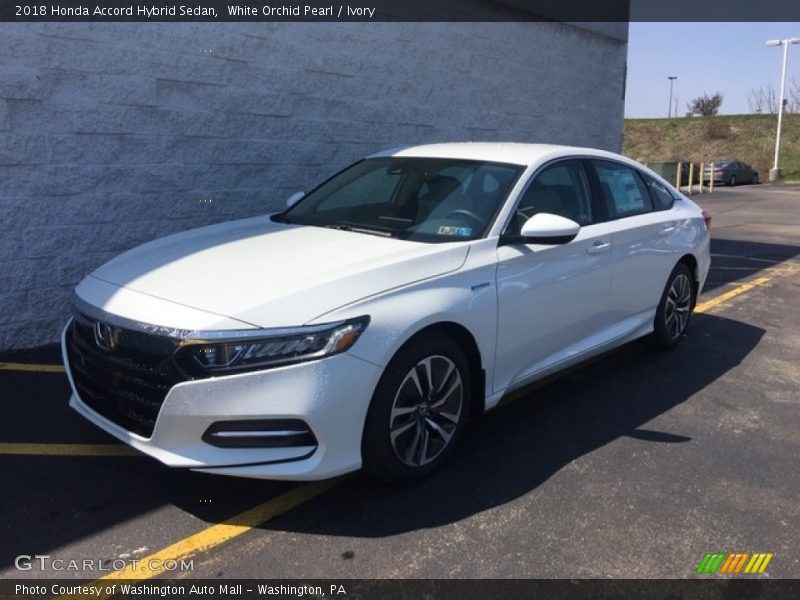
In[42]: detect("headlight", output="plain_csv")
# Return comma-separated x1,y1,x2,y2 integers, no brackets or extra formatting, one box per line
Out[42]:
177,316,369,375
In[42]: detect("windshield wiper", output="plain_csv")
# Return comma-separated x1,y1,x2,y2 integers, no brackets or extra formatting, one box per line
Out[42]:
323,223,395,237
279,217,403,238
349,227,394,237
270,213,294,224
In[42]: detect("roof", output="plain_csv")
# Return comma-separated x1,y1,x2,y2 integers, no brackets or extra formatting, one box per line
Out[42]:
368,142,627,168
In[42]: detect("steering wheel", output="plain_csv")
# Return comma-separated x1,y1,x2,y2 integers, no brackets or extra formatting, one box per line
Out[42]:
445,209,484,230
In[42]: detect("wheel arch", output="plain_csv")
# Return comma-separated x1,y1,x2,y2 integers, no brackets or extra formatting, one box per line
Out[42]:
390,321,486,418
677,253,699,307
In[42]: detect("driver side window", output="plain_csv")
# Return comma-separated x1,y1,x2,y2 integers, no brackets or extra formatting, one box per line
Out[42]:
508,160,593,235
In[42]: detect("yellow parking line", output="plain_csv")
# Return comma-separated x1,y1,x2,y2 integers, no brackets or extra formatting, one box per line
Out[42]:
99,480,339,580
0,443,140,456
695,276,772,314
56,479,341,598
0,362,64,373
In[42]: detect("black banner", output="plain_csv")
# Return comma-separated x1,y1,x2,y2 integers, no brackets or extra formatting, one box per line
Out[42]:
4,0,800,22
3,579,800,600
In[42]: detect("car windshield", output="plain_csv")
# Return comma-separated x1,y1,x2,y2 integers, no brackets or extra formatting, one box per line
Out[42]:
274,157,524,243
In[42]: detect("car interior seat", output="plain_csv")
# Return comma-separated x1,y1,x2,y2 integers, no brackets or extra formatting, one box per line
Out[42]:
414,175,466,222
552,184,585,224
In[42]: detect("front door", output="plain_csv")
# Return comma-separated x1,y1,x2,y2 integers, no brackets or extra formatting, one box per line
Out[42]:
494,159,615,393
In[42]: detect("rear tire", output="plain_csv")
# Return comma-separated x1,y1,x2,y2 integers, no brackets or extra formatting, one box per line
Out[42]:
729,175,737,186
752,174,759,184
362,332,471,485
653,263,695,350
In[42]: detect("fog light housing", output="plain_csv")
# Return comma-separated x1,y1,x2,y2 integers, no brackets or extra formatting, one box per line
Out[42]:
202,419,317,448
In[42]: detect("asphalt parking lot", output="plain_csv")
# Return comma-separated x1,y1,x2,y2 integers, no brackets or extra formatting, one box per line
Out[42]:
1,184,799,581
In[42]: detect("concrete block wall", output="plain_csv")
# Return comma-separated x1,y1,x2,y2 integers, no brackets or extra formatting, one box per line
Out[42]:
0,21,627,350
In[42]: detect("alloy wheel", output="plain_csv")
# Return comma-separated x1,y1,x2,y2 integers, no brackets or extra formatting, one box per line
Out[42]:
664,273,692,339
389,355,463,467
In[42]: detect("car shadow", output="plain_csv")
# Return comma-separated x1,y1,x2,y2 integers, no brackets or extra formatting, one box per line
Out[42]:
0,313,764,564
235,311,764,537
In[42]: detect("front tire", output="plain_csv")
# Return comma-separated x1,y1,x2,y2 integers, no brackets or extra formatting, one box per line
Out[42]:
362,332,471,484
653,263,695,350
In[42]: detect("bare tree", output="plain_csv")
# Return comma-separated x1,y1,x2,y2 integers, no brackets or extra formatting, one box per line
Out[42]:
688,92,724,116
747,84,781,114
788,77,800,114
766,84,779,114
747,86,767,114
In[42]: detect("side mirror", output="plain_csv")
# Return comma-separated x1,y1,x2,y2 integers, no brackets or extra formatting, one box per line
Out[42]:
286,191,305,209
517,213,580,244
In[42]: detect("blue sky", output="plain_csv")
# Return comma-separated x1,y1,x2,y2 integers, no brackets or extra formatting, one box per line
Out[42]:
625,22,800,117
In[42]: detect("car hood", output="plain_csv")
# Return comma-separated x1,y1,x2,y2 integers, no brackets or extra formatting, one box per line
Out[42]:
86,216,469,328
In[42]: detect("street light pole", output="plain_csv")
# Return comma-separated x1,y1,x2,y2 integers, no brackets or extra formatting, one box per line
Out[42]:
767,37,800,182
668,76,677,118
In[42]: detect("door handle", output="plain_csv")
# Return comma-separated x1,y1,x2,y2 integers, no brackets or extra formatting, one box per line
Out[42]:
659,225,677,236
586,240,611,255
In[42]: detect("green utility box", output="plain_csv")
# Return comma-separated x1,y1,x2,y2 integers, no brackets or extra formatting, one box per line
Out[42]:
646,161,699,186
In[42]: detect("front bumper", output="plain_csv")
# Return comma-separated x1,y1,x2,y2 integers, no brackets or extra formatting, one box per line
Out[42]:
62,323,383,480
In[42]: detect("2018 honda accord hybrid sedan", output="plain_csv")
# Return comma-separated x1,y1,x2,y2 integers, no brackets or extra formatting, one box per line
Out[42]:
63,143,711,484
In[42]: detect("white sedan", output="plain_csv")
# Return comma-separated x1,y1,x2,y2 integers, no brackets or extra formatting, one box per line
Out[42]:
62,143,711,483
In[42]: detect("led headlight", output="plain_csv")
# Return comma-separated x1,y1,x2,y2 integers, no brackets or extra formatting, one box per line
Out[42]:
178,316,369,375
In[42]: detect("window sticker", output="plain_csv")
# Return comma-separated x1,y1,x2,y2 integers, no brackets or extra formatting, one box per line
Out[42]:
437,226,472,237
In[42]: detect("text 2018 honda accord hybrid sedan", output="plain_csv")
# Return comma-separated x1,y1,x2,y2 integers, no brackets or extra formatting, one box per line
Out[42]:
63,143,711,483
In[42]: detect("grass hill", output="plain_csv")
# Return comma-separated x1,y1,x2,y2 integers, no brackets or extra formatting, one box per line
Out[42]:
623,113,800,181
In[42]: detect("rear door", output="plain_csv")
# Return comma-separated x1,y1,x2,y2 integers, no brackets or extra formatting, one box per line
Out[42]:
731,162,747,183
588,160,681,323
741,163,755,183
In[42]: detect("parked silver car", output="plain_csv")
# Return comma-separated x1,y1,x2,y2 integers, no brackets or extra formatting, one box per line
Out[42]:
703,160,759,186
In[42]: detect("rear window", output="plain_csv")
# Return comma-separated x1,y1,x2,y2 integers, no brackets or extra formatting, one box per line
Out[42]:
642,174,676,211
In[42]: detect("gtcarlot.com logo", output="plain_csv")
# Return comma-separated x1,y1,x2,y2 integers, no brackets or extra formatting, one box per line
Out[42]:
14,554,193,573
696,552,774,575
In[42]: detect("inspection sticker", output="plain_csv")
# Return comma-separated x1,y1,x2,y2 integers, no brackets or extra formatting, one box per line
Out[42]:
438,226,472,236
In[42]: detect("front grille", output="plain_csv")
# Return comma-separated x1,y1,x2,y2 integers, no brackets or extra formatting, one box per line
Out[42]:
66,314,187,438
